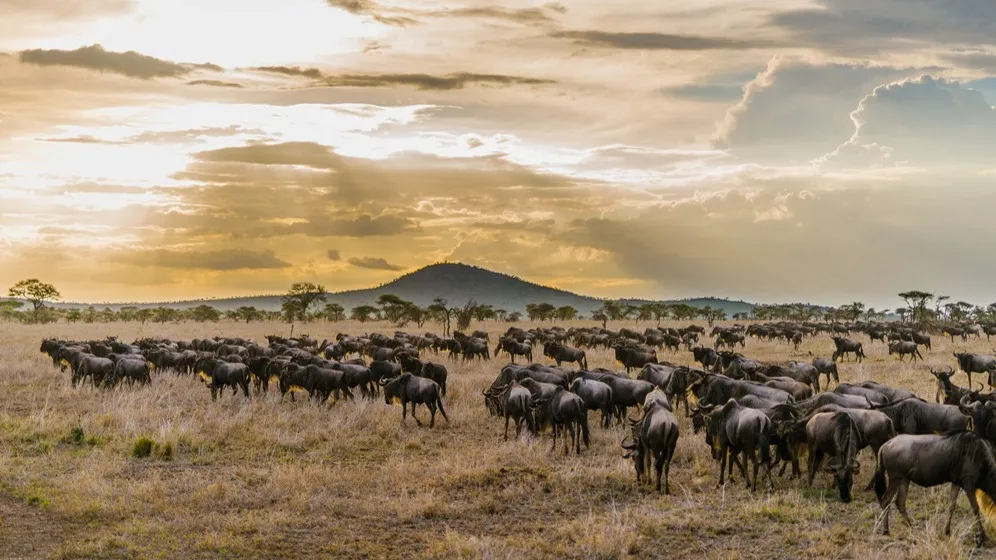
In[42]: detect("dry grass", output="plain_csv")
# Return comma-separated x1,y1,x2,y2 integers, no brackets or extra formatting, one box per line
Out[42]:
0,320,994,559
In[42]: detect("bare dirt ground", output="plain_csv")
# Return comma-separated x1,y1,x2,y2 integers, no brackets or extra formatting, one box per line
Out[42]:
1,320,994,559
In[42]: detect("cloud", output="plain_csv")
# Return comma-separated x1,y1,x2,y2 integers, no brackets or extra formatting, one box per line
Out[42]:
769,0,996,55
550,30,778,50
280,214,418,238
324,0,565,26
324,0,417,26
118,248,291,270
348,256,404,270
38,126,265,145
251,66,554,90
821,75,996,168
327,249,341,261
561,181,996,305
659,83,744,102
18,44,221,79
187,79,244,88
713,58,919,162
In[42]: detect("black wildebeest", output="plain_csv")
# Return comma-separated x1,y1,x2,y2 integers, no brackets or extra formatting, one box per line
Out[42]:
622,400,680,494
888,341,923,363
954,352,996,389
831,337,865,363
694,399,775,491
305,364,354,403
543,342,588,370
381,373,448,428
802,412,862,503
875,431,996,545
532,387,591,455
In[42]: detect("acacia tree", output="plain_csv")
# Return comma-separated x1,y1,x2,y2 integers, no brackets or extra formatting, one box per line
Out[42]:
8,279,60,323
350,305,378,323
428,298,454,336
454,300,478,331
555,305,578,321
323,303,345,322
282,282,327,323
899,291,934,328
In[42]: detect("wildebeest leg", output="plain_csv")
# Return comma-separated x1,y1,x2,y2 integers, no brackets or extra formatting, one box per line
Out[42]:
211,385,218,401
427,401,438,428
964,485,990,546
550,424,558,452
943,483,960,536
401,401,407,424
568,422,577,455
745,448,759,491
655,450,664,492
411,402,423,426
717,444,729,487
895,481,912,527
807,446,823,488
504,414,511,440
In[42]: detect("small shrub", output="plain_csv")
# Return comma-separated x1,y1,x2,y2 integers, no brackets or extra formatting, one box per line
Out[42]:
154,441,174,461
68,425,85,445
132,437,154,458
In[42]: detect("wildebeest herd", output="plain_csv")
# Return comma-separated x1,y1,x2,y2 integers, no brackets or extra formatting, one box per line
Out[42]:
36,319,996,545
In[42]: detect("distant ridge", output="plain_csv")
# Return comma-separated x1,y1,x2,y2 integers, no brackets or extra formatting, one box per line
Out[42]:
14,262,755,316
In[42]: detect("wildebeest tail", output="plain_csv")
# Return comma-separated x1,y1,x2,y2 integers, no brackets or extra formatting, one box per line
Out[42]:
580,351,588,371
436,394,450,423
832,363,839,384
874,449,887,501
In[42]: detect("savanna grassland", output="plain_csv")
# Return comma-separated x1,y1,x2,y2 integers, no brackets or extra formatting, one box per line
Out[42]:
1,320,995,559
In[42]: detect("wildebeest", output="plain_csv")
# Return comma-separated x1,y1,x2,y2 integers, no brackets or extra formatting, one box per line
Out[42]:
614,344,658,373
874,431,996,545
500,383,535,440
305,364,354,403
831,337,865,363
692,346,719,370
870,397,969,435
543,342,588,370
532,387,591,455
493,338,533,364
888,341,923,363
802,412,862,502
570,377,614,428
953,352,996,389
108,358,151,387
931,367,978,405
381,373,448,428
622,400,680,494
811,357,840,390
694,399,775,491
196,357,250,401
74,356,114,388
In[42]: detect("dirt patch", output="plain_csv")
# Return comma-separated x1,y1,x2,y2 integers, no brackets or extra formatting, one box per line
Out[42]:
0,492,79,560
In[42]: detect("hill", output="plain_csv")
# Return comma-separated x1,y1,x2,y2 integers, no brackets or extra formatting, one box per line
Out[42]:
7,263,755,316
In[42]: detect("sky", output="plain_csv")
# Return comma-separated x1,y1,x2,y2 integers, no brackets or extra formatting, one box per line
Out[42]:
2,0,996,309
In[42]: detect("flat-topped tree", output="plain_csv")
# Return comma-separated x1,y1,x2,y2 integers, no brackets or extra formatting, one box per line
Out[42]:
282,282,327,323
7,279,60,323
899,291,934,328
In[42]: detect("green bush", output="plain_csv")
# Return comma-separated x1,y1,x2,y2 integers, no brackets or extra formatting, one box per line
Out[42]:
68,425,85,445
132,437,154,458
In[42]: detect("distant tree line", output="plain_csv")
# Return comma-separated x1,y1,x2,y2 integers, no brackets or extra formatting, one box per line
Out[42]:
7,279,996,332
